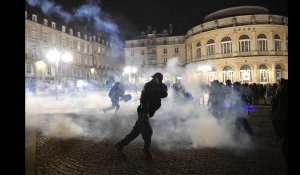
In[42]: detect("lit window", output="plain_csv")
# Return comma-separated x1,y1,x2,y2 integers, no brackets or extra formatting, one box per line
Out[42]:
196,42,201,57
221,37,232,54
43,19,48,26
240,65,252,83
222,66,233,83
62,26,66,33
51,22,56,29
206,39,215,56
274,34,281,52
32,14,37,22
257,34,268,51
259,64,269,83
239,35,250,52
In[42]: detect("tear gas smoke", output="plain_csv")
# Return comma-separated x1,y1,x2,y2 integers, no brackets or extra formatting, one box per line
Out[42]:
26,57,252,150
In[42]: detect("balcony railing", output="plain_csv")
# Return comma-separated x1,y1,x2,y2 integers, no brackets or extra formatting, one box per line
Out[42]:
125,40,185,48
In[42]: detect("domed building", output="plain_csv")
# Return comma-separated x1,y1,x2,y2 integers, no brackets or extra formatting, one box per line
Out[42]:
185,6,288,84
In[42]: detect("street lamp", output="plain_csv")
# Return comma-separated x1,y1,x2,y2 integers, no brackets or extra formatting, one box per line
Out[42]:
46,49,73,85
123,66,138,84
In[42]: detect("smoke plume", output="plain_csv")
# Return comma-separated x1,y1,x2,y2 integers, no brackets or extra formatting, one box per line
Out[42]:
26,57,252,150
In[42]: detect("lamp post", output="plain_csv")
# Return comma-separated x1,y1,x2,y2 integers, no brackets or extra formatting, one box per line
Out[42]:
46,49,73,85
123,66,138,84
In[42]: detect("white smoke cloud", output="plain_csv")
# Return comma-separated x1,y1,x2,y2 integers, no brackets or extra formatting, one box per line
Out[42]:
26,58,253,149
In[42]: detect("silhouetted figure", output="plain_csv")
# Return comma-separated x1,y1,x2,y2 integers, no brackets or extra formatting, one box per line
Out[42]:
115,72,168,160
232,82,254,138
103,82,125,114
271,78,288,173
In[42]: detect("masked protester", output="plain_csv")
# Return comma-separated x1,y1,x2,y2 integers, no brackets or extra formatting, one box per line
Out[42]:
115,72,168,160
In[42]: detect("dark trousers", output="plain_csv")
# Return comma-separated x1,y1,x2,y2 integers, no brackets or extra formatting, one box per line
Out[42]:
118,105,153,151
234,117,254,136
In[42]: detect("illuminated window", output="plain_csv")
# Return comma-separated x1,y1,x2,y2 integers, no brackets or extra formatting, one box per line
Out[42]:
275,64,283,80
51,22,56,29
207,39,215,55
196,42,201,57
240,65,252,83
62,26,66,33
222,66,233,83
221,37,232,54
274,34,281,51
239,35,250,52
257,34,268,51
32,14,37,22
43,19,48,26
259,64,269,83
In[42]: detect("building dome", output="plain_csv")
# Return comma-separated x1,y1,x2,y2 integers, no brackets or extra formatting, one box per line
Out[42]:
203,6,269,22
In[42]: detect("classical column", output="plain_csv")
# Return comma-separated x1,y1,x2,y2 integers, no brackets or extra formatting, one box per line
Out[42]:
271,63,276,83
253,63,258,83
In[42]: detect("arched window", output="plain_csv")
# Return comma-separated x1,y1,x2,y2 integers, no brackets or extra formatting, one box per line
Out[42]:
207,39,215,56
275,64,283,80
239,35,250,52
221,37,232,54
257,34,268,51
196,42,201,58
240,65,252,83
208,67,216,83
222,66,233,83
274,34,281,51
259,64,269,83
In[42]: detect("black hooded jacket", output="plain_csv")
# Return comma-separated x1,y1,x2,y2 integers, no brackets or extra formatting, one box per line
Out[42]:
140,78,168,117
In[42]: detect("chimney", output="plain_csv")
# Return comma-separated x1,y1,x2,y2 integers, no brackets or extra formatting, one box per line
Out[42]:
169,24,173,35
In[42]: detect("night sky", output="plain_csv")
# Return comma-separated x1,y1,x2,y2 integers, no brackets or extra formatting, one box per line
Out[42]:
43,0,288,40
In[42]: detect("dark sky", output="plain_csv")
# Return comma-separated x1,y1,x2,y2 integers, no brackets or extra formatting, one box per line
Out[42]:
50,0,288,40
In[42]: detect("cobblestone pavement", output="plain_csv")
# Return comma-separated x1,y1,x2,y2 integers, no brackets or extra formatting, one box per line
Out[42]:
34,105,286,175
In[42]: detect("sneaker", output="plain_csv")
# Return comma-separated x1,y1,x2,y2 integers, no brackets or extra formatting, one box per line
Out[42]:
144,151,153,161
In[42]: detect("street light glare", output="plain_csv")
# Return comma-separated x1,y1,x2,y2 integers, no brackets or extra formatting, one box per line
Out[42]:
61,52,73,62
124,66,131,74
132,67,137,73
47,49,60,63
